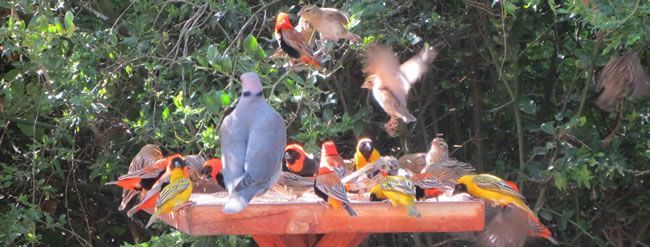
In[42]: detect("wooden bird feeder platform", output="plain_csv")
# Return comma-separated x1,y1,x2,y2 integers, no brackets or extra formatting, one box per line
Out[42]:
144,191,485,247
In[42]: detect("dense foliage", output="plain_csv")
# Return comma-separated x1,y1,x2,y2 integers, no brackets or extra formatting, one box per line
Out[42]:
1,0,648,246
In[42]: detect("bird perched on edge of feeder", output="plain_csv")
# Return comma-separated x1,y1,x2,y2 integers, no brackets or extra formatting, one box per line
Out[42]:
314,141,357,216
124,154,191,217
145,156,193,228
111,144,163,211
370,174,421,217
453,174,559,245
220,72,287,214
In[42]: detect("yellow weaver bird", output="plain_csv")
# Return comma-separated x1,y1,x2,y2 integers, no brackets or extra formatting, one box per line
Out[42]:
453,174,532,215
145,157,193,228
370,175,421,217
453,174,559,245
354,138,381,171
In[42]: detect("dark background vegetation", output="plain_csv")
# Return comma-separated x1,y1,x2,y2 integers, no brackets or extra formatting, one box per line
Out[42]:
1,0,648,246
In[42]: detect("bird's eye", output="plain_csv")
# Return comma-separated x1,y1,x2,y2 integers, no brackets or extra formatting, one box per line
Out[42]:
243,91,252,97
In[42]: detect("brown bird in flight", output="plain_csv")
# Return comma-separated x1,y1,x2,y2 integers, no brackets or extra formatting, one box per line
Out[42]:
362,44,437,136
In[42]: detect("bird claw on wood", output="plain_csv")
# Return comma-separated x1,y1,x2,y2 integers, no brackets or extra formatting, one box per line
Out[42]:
173,201,195,212
318,201,329,209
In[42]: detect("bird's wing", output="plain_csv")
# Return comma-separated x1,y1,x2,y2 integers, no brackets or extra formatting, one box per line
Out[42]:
280,28,315,59
364,45,407,98
185,155,206,180
277,172,314,188
321,8,349,26
411,174,449,190
128,145,162,172
234,108,286,192
316,174,350,204
220,113,248,193
473,175,525,200
381,177,416,196
118,165,165,180
398,46,438,88
156,177,190,207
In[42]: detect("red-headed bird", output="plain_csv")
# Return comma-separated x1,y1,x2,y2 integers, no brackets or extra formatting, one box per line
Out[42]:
274,12,320,69
125,155,191,217
200,158,224,188
105,153,184,200
320,141,349,178
314,141,357,216
110,144,163,211
283,143,319,177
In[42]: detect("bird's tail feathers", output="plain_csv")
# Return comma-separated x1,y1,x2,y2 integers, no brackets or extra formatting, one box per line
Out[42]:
223,193,252,214
343,203,357,217
104,181,117,185
145,208,161,228
118,190,139,211
407,204,421,218
300,57,321,69
401,112,416,123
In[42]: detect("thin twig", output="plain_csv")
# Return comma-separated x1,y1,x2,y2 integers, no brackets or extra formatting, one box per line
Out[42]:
110,1,135,32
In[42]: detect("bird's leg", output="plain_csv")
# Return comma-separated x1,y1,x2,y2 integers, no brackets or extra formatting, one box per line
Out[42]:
318,200,329,209
173,201,195,211
384,116,400,137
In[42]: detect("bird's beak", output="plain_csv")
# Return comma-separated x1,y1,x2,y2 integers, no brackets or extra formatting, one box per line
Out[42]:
361,82,371,89
297,10,304,16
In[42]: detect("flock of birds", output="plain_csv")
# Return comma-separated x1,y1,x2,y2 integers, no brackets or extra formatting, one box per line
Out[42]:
105,5,560,246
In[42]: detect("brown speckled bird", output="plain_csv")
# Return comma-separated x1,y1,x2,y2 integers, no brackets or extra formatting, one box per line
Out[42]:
117,144,163,211
595,51,649,112
421,138,476,186
298,5,360,43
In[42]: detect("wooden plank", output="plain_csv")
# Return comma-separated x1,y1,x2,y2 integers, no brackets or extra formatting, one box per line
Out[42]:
146,198,485,235
315,233,369,247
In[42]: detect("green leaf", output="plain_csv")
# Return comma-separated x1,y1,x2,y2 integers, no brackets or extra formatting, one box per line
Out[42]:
541,122,556,135
36,15,49,33
219,92,231,105
162,107,170,120
554,172,567,191
243,34,259,55
220,55,232,73
64,11,75,31
204,93,220,114
207,45,219,65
